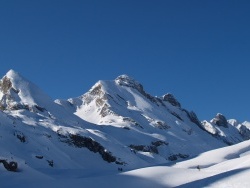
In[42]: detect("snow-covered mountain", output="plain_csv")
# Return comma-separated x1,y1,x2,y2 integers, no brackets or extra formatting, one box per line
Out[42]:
0,70,250,182
56,74,250,164
58,74,248,149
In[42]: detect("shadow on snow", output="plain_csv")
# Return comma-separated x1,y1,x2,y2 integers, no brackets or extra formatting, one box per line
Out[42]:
176,168,249,188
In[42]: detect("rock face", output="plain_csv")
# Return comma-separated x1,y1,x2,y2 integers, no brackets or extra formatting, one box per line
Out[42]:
212,113,228,128
64,134,118,163
0,160,18,171
115,75,157,103
163,93,181,107
184,110,202,127
115,75,142,91
0,76,19,110
0,76,13,94
238,125,250,140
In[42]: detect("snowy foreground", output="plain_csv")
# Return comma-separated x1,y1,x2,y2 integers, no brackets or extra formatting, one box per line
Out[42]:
2,140,250,188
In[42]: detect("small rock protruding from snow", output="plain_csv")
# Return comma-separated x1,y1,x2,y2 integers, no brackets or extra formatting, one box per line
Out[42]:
211,113,228,128
162,93,181,107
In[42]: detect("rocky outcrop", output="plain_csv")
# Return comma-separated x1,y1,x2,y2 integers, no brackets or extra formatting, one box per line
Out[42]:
59,133,119,163
182,110,203,130
115,75,143,91
115,75,157,103
168,153,189,161
212,113,228,128
0,160,18,171
163,93,181,107
129,141,168,154
14,131,26,143
0,76,13,94
239,125,250,140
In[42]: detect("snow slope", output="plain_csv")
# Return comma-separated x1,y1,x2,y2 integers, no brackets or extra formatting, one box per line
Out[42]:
1,139,250,188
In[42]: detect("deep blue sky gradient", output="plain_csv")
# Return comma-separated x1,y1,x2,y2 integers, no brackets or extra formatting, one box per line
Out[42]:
0,0,250,121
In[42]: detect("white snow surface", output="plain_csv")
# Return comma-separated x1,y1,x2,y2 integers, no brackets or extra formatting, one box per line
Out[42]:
2,140,250,187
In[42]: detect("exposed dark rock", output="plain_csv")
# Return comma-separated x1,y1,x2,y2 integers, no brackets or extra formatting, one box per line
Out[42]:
163,93,181,107
115,75,158,104
0,76,12,94
118,167,123,171
47,160,54,167
130,140,170,154
116,94,126,102
212,113,228,128
151,140,168,147
14,131,26,143
170,111,183,121
115,161,126,165
129,144,161,154
9,104,24,111
156,98,166,107
0,159,18,171
90,84,103,96
35,155,44,159
239,125,250,140
168,153,189,161
0,105,5,110
99,104,115,117
95,98,105,107
63,134,117,163
122,126,130,130
122,117,143,128
155,121,170,129
57,131,68,139
115,75,142,90
34,105,46,112
183,110,205,130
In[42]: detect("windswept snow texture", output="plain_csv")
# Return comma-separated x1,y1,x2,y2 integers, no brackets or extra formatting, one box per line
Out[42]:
1,70,250,187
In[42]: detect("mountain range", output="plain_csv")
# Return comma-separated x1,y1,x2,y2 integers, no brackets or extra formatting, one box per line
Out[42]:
0,70,249,186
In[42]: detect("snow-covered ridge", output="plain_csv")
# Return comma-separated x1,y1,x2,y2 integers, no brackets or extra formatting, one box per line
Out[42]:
58,73,247,146
115,74,145,93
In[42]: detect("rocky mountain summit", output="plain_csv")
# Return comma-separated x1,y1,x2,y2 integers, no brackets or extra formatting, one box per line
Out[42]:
0,70,249,173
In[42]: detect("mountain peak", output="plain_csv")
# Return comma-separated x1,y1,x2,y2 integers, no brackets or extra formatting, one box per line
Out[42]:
5,69,27,88
6,69,20,78
0,69,53,110
211,113,228,128
115,75,140,87
162,93,181,107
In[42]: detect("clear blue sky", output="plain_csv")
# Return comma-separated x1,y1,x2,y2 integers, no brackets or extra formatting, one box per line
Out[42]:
0,0,250,122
